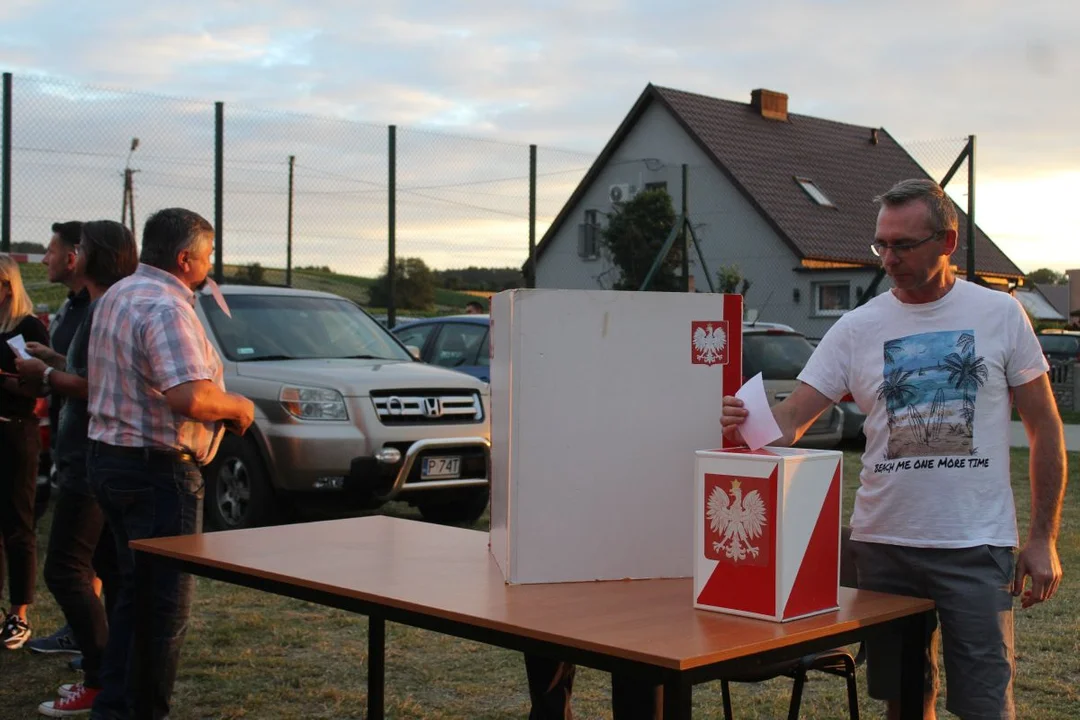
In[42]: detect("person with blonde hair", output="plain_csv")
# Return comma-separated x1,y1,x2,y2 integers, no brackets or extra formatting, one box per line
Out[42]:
0,254,50,649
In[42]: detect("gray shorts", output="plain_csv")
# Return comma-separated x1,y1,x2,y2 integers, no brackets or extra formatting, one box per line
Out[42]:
850,541,1016,720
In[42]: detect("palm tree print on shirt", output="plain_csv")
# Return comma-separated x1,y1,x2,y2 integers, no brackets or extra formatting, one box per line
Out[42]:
876,330,986,458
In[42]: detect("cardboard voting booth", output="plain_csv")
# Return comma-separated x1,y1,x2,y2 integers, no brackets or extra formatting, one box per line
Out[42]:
694,447,843,622
489,289,743,584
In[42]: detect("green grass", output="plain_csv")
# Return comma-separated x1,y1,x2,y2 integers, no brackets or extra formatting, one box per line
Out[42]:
18,263,70,312
223,266,483,317
1014,408,1080,425
22,262,482,316
4,450,1079,719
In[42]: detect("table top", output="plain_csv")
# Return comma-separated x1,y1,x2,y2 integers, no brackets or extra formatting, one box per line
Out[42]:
131,516,933,671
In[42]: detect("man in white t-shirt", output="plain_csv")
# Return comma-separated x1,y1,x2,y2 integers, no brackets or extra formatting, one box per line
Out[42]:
722,179,1066,720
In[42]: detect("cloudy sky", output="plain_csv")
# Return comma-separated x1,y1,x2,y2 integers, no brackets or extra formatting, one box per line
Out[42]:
2,0,1078,275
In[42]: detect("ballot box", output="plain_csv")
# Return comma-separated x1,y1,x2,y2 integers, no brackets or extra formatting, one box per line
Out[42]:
489,289,744,585
694,447,843,621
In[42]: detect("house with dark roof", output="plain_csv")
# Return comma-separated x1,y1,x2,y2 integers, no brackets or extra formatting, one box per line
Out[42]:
1035,282,1071,320
1014,287,1067,323
533,84,1025,338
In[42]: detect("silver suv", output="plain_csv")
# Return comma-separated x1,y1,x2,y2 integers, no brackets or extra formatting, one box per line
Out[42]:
195,285,491,530
742,321,846,448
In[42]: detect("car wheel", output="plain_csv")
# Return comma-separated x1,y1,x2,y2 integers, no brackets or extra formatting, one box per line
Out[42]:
416,486,489,527
202,434,276,531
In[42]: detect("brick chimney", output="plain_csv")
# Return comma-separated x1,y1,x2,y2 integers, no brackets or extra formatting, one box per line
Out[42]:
751,89,788,121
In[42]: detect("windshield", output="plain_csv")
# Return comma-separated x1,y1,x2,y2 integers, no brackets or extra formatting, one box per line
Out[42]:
1038,335,1080,355
201,294,412,363
743,332,815,380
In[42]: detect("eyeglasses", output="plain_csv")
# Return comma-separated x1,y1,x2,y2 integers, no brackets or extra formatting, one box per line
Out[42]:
870,231,943,257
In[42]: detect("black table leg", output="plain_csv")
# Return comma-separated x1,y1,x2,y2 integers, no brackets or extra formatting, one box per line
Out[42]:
662,671,691,720
367,615,386,720
134,550,155,720
898,611,929,720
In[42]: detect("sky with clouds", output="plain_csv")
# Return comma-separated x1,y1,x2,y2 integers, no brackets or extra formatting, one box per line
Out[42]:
2,0,1078,275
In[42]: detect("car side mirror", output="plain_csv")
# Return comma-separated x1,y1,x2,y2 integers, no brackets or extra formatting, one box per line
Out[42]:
406,345,422,360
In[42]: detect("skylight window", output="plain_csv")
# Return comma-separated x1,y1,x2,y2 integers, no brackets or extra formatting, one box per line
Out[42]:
795,177,834,207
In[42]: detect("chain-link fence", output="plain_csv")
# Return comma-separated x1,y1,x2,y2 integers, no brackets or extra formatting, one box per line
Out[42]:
1,72,594,303
902,136,971,208
7,75,217,252
2,72,998,319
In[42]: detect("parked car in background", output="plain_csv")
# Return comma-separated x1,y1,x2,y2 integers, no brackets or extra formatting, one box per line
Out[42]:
1037,329,1080,384
33,396,53,520
32,306,54,520
392,315,490,383
194,286,492,531
394,314,854,448
1037,329,1080,364
742,321,853,448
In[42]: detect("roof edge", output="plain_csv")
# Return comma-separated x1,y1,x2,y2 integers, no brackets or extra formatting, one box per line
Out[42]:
530,84,661,269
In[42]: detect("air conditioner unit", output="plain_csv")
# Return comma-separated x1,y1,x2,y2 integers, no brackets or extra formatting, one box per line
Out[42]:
608,183,637,204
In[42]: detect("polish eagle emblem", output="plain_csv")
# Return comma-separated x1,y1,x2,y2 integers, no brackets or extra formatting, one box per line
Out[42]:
692,322,727,366
706,479,766,562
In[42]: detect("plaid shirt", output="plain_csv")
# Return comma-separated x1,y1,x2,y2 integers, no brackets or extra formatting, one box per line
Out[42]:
88,264,225,464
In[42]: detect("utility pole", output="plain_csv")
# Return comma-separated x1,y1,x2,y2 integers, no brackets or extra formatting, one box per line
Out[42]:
528,144,536,288
1,73,11,253
286,155,295,287
681,164,689,292
388,125,397,328
966,135,976,283
121,137,139,240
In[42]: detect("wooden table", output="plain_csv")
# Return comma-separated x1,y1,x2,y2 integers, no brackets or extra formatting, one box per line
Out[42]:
131,516,934,719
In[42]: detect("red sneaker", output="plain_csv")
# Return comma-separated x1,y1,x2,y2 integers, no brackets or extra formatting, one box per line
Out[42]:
38,682,100,717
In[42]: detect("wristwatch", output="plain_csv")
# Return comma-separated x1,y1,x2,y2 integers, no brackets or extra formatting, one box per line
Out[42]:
43,366,54,387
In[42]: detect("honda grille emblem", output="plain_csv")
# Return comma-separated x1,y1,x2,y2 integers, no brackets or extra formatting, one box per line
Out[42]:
423,397,443,418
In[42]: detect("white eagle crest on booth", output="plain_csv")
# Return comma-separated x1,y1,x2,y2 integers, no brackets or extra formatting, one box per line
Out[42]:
693,323,727,365
707,479,766,562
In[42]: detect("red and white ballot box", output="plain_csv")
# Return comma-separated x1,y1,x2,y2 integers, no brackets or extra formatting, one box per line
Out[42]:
694,447,843,621
489,289,743,585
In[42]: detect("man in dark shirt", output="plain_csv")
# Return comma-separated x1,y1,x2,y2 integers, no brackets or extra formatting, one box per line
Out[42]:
42,222,91,448
26,221,93,656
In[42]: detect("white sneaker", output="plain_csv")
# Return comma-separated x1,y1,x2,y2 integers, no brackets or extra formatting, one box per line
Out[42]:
0,612,31,649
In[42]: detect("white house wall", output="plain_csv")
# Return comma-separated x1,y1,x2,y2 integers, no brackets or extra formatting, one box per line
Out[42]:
535,101,885,338
790,268,886,340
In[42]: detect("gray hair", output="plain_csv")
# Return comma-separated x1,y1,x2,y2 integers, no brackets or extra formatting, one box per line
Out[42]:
874,178,958,234
139,208,214,271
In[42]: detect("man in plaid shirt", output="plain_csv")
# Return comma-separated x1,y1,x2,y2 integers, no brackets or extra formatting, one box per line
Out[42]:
87,208,254,720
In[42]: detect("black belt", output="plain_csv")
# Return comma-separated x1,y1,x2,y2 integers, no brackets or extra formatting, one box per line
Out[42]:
89,441,198,466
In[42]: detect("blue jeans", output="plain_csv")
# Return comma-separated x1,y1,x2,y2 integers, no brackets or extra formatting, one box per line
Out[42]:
88,449,203,720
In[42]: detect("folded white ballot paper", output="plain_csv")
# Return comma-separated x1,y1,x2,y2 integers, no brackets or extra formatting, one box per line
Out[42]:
733,372,783,450
5,334,32,360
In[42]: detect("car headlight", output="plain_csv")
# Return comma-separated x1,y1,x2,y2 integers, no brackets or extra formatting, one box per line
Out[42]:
280,386,349,421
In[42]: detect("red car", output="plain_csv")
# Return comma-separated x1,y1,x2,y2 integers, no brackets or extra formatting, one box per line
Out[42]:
33,305,55,520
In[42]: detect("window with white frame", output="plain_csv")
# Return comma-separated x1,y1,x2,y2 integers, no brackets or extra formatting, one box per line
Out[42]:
795,177,835,207
578,209,600,260
814,282,851,315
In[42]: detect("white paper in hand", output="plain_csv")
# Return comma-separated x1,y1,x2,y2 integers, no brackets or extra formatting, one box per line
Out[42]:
5,334,32,360
733,372,783,450
202,278,232,318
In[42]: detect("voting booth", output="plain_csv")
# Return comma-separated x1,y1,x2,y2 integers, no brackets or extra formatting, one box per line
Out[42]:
489,289,744,584
694,447,843,622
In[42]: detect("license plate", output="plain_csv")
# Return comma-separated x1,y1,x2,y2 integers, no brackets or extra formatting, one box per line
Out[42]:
421,456,461,479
